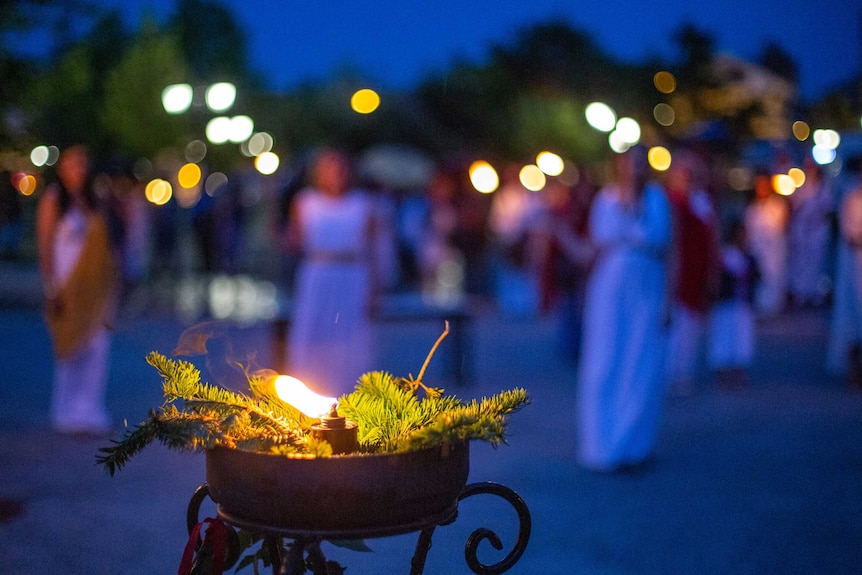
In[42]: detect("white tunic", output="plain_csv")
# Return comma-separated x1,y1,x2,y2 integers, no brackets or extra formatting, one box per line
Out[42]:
287,189,374,398
576,183,671,471
745,196,788,315
51,207,111,433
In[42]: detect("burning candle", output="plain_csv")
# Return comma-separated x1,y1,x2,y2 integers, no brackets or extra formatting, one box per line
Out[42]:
274,375,359,455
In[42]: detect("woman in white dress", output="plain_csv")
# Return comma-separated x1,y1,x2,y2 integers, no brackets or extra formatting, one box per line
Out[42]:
286,150,376,398
36,145,118,435
576,146,672,472
745,171,789,316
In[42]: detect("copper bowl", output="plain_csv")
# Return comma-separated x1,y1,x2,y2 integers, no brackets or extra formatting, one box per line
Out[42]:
205,440,470,536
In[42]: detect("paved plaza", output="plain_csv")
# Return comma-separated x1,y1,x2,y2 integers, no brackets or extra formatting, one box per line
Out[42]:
1,271,861,574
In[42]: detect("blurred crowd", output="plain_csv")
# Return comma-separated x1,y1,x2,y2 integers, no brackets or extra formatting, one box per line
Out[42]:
8,143,862,456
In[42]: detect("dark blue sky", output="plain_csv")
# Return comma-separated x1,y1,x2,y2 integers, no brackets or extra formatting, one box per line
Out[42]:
98,1,862,101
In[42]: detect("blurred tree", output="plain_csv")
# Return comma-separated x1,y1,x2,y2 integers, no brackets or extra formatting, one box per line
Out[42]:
510,92,604,161
0,0,78,146
22,8,136,151
26,42,100,147
760,42,798,85
171,0,250,82
675,23,716,90
417,21,657,163
101,22,192,159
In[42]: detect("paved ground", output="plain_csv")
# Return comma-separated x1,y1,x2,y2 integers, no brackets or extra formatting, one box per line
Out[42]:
1,268,861,574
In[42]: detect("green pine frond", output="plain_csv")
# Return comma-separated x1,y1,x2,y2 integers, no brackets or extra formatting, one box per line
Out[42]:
395,388,530,453
101,349,530,471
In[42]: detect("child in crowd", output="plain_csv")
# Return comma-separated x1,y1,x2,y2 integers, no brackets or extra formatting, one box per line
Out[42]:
708,219,759,388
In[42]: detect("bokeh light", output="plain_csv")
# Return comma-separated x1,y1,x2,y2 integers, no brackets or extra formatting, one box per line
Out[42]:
205,82,236,112
30,145,49,167
178,163,202,189
519,164,546,191
653,103,675,126
247,132,274,156
161,83,193,114
206,116,231,144
351,89,381,114
15,173,37,196
229,115,254,143
145,178,172,205
46,146,59,166
615,117,641,144
536,151,564,176
792,121,810,141
648,146,672,171
811,145,836,165
585,102,616,132
185,140,207,163
788,167,806,188
772,174,796,196
469,161,499,193
205,172,228,196
608,130,631,154
813,129,840,150
255,152,280,175
653,71,676,94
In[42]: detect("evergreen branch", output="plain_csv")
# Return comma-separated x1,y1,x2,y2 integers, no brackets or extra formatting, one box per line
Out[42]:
96,407,227,475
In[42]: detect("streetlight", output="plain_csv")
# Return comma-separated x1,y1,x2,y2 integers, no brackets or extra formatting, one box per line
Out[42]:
162,83,194,115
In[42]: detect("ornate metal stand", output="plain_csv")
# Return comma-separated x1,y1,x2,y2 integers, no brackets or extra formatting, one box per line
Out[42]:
186,481,531,575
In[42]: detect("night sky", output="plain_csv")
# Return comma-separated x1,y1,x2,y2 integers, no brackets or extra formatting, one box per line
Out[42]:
40,1,862,102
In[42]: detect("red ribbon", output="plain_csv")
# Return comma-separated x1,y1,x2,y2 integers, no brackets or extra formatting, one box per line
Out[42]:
178,517,228,575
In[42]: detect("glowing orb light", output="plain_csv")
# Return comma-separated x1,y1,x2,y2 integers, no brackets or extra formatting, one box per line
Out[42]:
813,129,840,150
161,83,193,114
351,89,381,114
536,151,564,176
811,145,836,165
648,146,672,171
228,115,254,143
519,164,546,191
178,163,202,189
205,82,236,112
788,167,806,188
585,102,616,132
772,174,796,196
255,152,280,175
608,130,631,154
615,117,641,144
30,145,49,167
145,178,172,205
653,71,676,94
469,161,499,193
206,116,232,144
792,121,810,141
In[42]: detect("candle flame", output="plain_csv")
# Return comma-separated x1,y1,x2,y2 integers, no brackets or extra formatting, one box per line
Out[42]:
274,375,337,418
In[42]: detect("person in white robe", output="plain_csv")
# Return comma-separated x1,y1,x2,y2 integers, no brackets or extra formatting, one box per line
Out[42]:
286,150,376,399
827,162,862,386
707,220,758,388
576,146,672,472
788,159,833,307
36,146,118,435
744,172,789,316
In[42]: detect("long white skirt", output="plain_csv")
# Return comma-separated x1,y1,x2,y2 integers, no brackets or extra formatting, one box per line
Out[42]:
287,261,373,398
707,300,755,369
576,253,668,471
51,328,111,433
